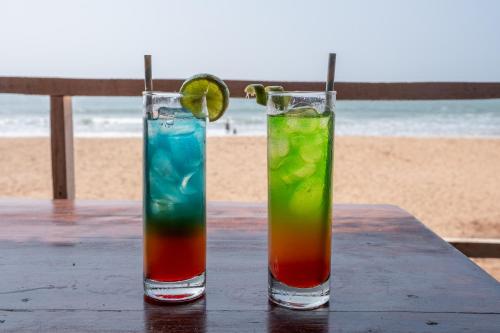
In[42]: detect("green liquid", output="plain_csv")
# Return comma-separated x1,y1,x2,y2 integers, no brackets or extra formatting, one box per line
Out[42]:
268,111,334,287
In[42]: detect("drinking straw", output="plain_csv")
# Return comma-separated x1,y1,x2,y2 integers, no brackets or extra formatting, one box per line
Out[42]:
326,53,336,92
144,55,153,91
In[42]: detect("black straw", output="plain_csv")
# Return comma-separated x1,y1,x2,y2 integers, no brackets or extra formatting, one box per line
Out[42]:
144,55,153,91
326,53,336,92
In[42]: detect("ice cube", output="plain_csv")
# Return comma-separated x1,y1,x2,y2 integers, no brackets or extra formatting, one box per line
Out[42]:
168,130,203,172
180,168,203,196
287,106,320,117
318,116,330,129
293,162,316,178
148,175,185,203
278,156,316,184
278,156,299,184
150,150,181,183
298,136,326,162
289,134,308,148
157,107,175,126
169,116,199,135
289,177,324,217
286,117,318,134
268,136,289,169
149,198,174,217
299,146,324,163
288,130,327,161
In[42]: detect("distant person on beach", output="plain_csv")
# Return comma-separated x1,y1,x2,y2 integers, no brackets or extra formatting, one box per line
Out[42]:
233,128,237,135
225,118,231,134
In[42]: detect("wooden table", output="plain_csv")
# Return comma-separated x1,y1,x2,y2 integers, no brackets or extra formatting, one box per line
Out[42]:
0,200,498,332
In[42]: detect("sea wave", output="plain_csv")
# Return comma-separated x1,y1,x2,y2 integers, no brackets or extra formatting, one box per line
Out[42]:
0,95,499,138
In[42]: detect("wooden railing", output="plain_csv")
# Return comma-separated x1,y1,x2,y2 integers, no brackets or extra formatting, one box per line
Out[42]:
446,238,500,258
2,77,500,99
1,77,499,259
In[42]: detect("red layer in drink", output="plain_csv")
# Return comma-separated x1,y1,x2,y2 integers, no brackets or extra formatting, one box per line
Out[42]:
269,227,331,288
144,227,205,282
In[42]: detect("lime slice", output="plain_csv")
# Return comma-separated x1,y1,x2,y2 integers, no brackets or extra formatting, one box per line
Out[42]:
244,84,284,106
266,86,289,111
264,86,284,93
244,84,266,106
287,106,320,117
180,74,229,122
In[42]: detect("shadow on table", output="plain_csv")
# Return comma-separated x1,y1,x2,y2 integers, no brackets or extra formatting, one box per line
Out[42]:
143,296,206,332
267,302,330,333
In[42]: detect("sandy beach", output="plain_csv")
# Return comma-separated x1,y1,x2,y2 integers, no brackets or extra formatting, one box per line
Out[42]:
0,136,499,279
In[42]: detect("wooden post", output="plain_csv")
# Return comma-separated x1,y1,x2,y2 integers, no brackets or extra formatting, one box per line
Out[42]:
50,96,75,199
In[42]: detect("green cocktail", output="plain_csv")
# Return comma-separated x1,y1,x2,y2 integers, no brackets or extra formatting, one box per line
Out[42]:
268,109,333,285
248,88,335,309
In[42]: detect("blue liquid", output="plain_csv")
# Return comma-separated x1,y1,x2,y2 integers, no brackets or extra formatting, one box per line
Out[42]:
144,109,206,234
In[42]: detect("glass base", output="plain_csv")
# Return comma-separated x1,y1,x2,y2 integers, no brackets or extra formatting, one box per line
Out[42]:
268,271,330,310
144,272,205,303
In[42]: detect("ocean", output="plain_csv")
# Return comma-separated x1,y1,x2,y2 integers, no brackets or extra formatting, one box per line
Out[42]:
0,94,500,138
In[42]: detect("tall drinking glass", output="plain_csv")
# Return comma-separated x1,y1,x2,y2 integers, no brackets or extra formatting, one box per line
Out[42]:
143,92,206,302
267,91,335,309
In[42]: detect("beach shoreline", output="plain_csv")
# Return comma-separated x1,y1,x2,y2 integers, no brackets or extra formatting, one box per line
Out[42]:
1,136,499,279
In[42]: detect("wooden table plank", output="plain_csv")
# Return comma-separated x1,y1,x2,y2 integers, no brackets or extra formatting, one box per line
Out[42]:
0,200,498,332
1,308,500,333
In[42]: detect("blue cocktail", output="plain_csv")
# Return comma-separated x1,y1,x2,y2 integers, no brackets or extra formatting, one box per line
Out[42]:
143,92,206,302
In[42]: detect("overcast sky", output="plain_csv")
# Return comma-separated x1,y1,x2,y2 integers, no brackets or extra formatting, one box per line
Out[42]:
1,0,499,82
